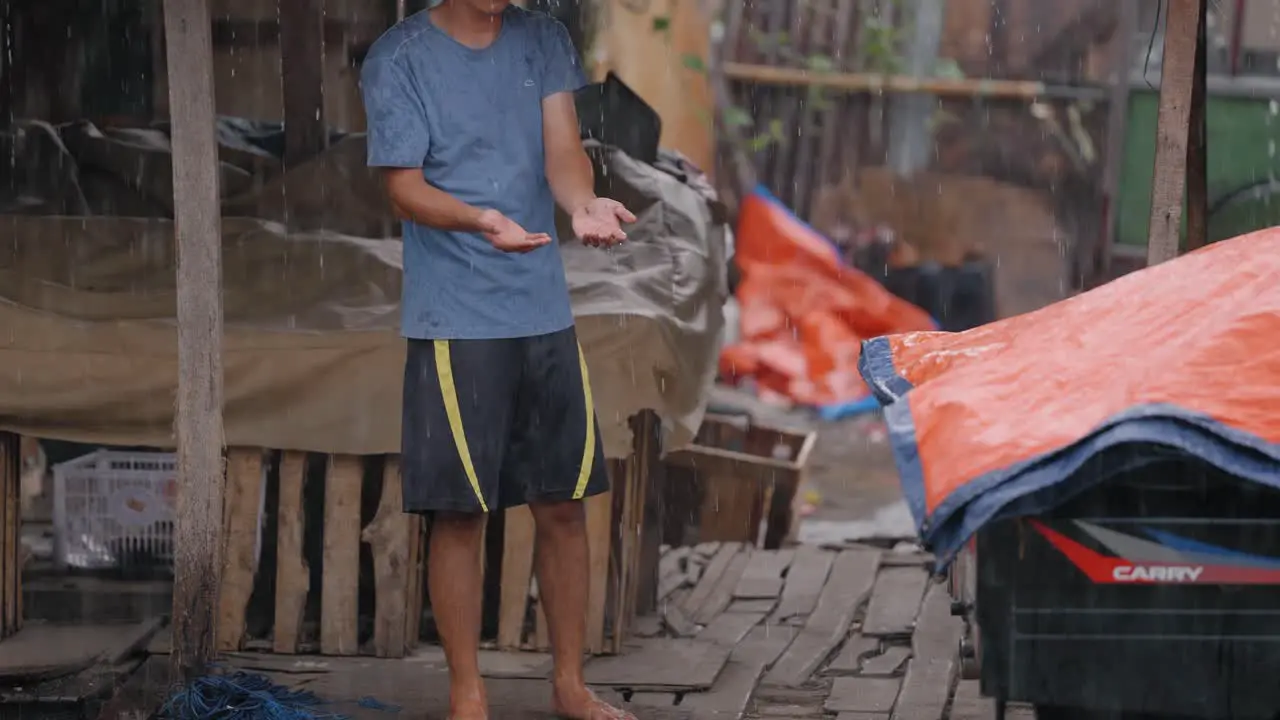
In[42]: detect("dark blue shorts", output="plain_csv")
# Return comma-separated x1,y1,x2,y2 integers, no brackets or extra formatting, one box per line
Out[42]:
400,326,610,514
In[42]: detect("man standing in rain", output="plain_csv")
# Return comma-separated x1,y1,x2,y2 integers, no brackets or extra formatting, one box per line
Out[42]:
360,0,636,718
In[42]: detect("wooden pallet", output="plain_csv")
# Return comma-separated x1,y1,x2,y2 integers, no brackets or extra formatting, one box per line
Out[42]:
0,432,20,641
216,449,425,658
217,412,661,659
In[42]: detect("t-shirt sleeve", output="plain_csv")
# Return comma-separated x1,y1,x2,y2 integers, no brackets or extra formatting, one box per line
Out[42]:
360,56,431,168
539,19,588,98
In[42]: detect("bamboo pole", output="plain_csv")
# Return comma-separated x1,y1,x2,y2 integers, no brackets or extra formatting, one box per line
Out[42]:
722,62,1060,100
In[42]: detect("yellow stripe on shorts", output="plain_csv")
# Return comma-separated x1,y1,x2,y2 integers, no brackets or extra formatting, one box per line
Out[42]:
572,343,596,500
434,340,489,512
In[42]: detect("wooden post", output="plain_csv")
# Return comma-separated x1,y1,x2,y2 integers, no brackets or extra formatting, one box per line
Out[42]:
280,0,328,166
163,0,227,679
1145,0,1205,266
1183,1,1209,252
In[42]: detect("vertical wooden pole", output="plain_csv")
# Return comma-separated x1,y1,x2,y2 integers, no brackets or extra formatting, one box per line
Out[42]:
1183,1,1209,253
1145,0,1204,266
163,0,227,680
279,0,328,166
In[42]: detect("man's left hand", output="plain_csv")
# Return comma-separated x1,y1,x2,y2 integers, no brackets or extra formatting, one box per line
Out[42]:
571,198,636,248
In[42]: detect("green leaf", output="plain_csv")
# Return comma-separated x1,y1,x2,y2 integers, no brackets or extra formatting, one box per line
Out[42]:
806,54,835,73
681,53,707,73
768,118,785,140
723,105,754,129
747,133,774,152
933,58,964,80
652,15,671,32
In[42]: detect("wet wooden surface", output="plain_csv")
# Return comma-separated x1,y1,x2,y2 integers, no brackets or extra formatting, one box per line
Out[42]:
83,543,1027,720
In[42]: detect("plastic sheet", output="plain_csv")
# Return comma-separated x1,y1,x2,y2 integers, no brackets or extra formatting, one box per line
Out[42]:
721,188,934,408
859,228,1280,563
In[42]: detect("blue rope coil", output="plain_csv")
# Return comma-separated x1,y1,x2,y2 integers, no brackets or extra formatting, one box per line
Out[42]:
159,670,349,720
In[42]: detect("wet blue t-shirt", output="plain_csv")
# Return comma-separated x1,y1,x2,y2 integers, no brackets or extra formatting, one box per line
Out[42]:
360,7,587,340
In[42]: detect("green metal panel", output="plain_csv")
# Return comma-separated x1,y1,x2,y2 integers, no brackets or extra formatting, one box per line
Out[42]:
1116,90,1280,249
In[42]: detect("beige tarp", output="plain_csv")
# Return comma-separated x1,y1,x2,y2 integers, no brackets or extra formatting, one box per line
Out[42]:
0,122,727,457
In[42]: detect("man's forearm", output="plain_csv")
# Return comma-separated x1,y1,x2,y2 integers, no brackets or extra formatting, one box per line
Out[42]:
384,170,486,232
546,146,596,216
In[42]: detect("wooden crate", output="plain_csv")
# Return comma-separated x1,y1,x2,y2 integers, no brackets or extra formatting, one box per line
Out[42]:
664,415,817,549
217,449,425,658
0,432,20,641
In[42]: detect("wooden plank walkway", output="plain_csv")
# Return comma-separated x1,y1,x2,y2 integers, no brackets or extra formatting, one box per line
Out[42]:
631,543,1028,720
89,543,1026,720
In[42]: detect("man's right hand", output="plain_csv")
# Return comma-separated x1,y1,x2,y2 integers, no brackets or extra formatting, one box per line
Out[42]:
477,208,552,253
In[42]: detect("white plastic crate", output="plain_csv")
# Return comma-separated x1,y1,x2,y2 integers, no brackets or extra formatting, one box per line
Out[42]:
52,450,178,571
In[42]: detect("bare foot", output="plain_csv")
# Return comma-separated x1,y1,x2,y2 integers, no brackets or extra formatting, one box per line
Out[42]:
552,684,636,720
449,686,489,720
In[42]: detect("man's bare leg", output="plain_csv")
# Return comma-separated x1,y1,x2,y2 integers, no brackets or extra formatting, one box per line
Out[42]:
429,512,489,720
531,500,636,720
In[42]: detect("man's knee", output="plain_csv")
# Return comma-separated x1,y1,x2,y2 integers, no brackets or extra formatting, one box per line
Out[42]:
529,499,586,531
430,511,488,542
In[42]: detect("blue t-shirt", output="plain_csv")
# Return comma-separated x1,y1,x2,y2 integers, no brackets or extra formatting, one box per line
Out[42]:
360,7,588,340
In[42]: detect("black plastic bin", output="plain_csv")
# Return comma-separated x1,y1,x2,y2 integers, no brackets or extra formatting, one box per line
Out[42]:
968,455,1280,720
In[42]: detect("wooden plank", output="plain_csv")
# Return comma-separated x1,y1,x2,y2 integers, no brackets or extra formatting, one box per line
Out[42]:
320,454,362,655
691,547,751,625
698,611,766,649
890,582,963,720
769,545,835,624
766,549,881,687
861,646,911,677
583,638,731,691
634,411,664,618
497,506,536,650
630,692,677,707
164,0,226,678
586,491,613,654
0,433,18,639
1144,0,1203,266
278,0,327,165
662,588,699,637
1,622,159,679
1183,0,1208,253
681,625,797,720
404,512,424,649
657,547,691,601
723,63,1052,99
727,599,777,614
826,635,880,675
950,680,996,720
362,457,411,658
215,449,263,652
273,451,309,654
861,566,930,638
734,549,794,599
826,677,901,714
681,542,742,619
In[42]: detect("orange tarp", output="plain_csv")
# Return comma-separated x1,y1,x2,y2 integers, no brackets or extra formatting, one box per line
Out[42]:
860,228,1280,556
722,189,934,406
